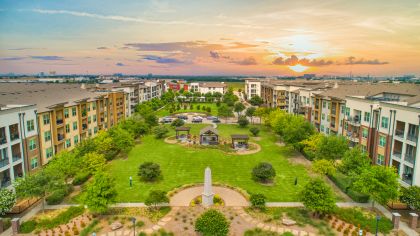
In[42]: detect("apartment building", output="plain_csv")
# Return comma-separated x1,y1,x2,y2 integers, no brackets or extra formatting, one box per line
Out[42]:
244,79,261,100
0,104,39,189
0,83,126,167
189,82,227,94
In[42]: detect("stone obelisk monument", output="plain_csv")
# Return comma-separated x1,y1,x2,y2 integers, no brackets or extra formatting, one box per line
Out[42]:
202,167,214,207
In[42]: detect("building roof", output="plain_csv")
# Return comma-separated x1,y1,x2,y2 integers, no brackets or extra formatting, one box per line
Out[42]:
231,134,249,140
199,82,227,88
0,83,107,112
200,126,219,135
175,126,191,131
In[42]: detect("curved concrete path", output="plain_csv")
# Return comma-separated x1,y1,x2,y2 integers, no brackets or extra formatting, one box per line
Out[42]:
170,185,249,206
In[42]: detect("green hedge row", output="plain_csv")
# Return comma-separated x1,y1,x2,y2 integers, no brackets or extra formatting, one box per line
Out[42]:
328,172,369,203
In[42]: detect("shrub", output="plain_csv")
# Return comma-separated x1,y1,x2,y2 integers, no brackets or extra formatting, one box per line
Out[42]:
153,125,169,139
171,118,184,127
145,190,169,210
136,220,145,227
190,104,194,110
138,162,161,182
252,162,276,183
244,228,278,236
250,194,266,209
249,127,260,136
334,207,393,234
80,219,99,236
195,209,229,236
20,220,37,233
46,189,67,205
73,172,91,185
238,115,249,128
328,172,369,203
207,107,211,113
37,206,84,229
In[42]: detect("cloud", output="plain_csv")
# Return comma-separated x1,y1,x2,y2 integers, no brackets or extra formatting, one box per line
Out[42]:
209,51,220,59
30,56,65,61
273,55,333,67
8,47,45,51
29,9,267,29
97,46,109,50
141,55,185,64
230,57,257,66
343,56,389,65
0,57,25,61
115,62,125,66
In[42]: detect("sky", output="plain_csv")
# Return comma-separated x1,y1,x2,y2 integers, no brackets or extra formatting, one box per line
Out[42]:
0,0,420,76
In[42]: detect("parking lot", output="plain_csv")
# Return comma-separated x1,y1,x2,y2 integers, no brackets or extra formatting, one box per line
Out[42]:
159,112,221,124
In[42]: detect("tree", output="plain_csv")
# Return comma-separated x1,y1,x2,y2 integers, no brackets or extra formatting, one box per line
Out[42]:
300,133,323,160
234,102,246,117
84,152,106,174
83,171,117,214
144,113,158,127
171,118,184,127
138,162,161,182
94,131,117,160
315,135,348,160
15,170,66,212
252,162,276,183
250,194,266,210
339,147,371,176
109,127,135,156
145,190,169,210
312,159,336,176
153,125,169,139
400,186,420,210
353,166,399,208
249,127,260,136
195,209,230,236
0,188,16,216
300,178,336,217
254,107,271,124
222,87,238,106
238,116,249,128
245,107,256,124
217,104,234,123
249,95,263,106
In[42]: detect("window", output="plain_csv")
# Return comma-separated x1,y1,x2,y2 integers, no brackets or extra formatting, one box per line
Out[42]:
341,106,345,114
44,131,51,142
87,104,91,111
88,129,92,136
65,139,71,148
306,98,309,104
340,120,343,127
94,127,98,134
327,115,330,122
379,136,386,147
381,117,389,128
326,128,330,134
27,120,35,132
377,154,385,165
320,125,324,132
344,122,348,130
322,114,325,120
64,109,69,118
31,157,38,169
364,112,370,122
362,128,368,138
322,101,326,108
29,138,37,150
361,145,367,153
43,114,50,125
73,122,78,131
88,116,91,124
74,135,79,144
93,115,97,122
46,147,53,159
92,103,96,110
72,107,77,116
327,102,330,109
345,107,350,116
66,124,70,133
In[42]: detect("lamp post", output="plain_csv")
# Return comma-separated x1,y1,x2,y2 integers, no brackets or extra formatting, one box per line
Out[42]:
375,215,381,236
131,217,136,236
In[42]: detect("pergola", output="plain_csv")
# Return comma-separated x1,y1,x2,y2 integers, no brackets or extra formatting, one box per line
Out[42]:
231,134,249,149
175,126,191,139
200,126,219,145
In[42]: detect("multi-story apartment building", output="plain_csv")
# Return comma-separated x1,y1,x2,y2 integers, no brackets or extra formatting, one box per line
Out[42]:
188,82,227,94
1,104,39,189
0,83,126,168
244,79,261,100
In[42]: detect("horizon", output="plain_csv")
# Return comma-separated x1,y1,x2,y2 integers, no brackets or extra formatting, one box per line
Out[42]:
1,0,420,76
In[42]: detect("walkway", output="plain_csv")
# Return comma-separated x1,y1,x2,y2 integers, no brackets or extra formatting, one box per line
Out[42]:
169,185,248,206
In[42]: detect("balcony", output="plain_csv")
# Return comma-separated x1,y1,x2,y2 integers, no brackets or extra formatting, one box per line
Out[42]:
393,151,402,159
346,132,359,143
402,172,413,185
0,127,6,145
81,110,87,117
395,129,404,139
9,124,20,141
0,158,10,168
56,119,64,126
57,134,65,142
404,153,415,165
12,154,21,162
82,124,88,131
407,134,418,143
347,116,361,126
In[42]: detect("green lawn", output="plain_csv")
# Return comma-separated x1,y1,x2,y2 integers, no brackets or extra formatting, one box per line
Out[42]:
226,82,244,91
107,124,312,202
156,102,219,117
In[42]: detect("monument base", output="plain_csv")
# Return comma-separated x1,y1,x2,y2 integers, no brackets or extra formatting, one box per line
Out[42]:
202,193,214,207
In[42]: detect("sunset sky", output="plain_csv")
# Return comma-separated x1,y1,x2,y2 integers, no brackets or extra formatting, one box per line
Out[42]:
1,0,420,76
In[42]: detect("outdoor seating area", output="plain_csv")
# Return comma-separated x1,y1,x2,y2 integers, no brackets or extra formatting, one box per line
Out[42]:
231,134,249,149
199,126,219,145
175,126,191,142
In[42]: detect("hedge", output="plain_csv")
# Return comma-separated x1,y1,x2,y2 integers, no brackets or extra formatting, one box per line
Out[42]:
37,206,84,229
328,171,369,203
20,220,37,233
73,172,91,185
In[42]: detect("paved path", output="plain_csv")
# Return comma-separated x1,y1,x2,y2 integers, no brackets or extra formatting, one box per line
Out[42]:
170,185,248,206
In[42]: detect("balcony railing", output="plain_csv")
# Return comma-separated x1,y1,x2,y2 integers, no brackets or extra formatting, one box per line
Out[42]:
82,124,88,130
12,154,21,162
395,130,404,139
0,158,10,168
402,173,413,185
57,134,65,141
0,137,6,145
393,151,402,159
407,134,418,142
56,119,64,125
1,179,11,188
404,153,415,164
347,116,361,125
10,133,19,141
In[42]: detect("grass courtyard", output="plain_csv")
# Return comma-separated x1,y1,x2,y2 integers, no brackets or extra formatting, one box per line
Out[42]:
155,102,219,117
107,124,312,202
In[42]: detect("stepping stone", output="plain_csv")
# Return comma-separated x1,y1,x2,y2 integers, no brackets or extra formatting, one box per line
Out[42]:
282,219,297,226
111,222,123,231
161,217,172,222
152,225,161,231
257,223,264,228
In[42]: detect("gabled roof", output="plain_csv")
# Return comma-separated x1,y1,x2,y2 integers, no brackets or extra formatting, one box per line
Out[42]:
200,126,219,135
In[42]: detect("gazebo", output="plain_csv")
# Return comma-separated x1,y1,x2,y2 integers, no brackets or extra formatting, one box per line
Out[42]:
175,126,191,140
231,134,249,149
200,126,219,145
